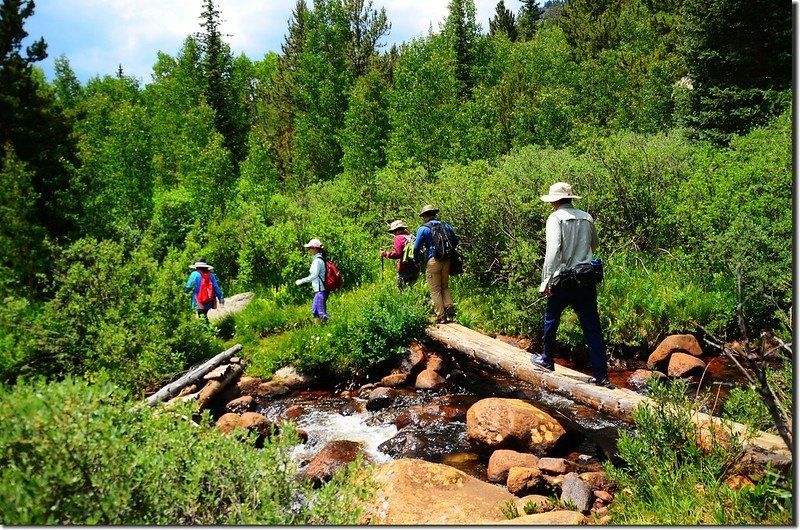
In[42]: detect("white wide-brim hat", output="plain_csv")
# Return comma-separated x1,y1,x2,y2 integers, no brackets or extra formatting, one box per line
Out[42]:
303,238,324,249
189,260,214,270
419,204,439,216
540,182,581,202
387,220,408,232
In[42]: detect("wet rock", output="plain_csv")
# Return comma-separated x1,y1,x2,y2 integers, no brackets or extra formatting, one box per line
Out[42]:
381,372,408,387
395,400,467,429
360,459,514,524
495,510,585,525
487,449,540,483
667,352,706,378
506,466,545,496
366,387,401,411
647,334,703,369
426,354,446,374
236,375,264,395
298,440,367,486
560,472,593,513
466,398,567,454
399,344,427,375
628,369,666,390
537,457,572,475
225,395,254,414
415,369,446,389
282,404,307,420
378,429,428,458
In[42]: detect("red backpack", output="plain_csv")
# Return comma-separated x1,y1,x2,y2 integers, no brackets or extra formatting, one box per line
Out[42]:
196,270,216,308
323,259,343,292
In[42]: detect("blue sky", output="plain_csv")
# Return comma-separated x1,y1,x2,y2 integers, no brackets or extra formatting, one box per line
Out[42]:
24,0,505,84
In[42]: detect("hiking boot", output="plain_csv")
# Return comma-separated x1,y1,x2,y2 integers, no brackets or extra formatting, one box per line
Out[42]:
530,354,554,371
445,306,456,318
588,377,615,389
436,316,448,324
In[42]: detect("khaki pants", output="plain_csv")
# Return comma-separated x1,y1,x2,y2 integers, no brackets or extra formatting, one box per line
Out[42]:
425,257,453,320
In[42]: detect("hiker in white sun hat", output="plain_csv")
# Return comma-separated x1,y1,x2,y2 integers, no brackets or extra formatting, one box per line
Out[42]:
381,219,420,290
295,238,329,323
184,257,224,322
530,182,611,388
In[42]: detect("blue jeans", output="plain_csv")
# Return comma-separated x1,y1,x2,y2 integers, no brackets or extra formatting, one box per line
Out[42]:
542,281,607,381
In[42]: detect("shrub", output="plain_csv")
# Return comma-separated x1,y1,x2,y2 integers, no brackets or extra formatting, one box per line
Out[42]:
605,378,792,524
0,377,374,525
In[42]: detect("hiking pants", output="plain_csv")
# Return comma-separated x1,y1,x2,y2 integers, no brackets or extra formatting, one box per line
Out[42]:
542,281,608,381
311,290,329,321
425,257,453,320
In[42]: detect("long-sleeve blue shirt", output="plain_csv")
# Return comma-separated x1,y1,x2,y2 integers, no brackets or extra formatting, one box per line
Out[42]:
413,219,459,262
296,254,326,292
185,270,224,309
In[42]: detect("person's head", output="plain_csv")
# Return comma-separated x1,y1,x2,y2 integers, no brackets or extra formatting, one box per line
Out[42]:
190,258,214,271
540,182,580,210
387,219,409,235
419,205,439,222
303,238,324,254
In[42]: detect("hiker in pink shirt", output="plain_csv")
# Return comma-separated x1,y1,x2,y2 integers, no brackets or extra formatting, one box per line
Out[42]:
380,220,420,289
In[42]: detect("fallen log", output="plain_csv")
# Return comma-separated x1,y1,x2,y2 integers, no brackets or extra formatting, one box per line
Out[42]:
143,344,243,407
426,323,791,469
196,363,245,411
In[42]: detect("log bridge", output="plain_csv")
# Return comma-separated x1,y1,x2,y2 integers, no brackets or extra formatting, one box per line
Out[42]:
426,323,792,469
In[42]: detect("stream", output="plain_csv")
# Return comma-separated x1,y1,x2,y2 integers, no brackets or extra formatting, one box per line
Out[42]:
248,340,748,481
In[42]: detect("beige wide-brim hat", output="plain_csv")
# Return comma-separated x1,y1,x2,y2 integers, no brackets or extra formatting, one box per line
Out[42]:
189,260,214,270
387,220,408,232
303,238,324,249
540,182,581,202
419,204,439,216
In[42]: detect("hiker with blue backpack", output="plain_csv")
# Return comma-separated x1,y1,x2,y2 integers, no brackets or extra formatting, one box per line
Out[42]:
185,258,224,321
380,220,420,290
295,238,331,324
413,205,459,324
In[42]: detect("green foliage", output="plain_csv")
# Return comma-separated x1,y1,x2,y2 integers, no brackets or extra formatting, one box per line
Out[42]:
249,283,429,379
0,377,374,525
722,358,793,434
605,378,792,524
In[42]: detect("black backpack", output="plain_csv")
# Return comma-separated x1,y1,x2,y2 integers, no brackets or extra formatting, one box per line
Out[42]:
425,221,456,260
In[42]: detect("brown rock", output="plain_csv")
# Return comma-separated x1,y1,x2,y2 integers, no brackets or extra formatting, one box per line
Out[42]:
579,470,610,489
647,334,703,369
271,366,315,388
360,459,514,525
238,411,273,436
225,395,254,414
426,354,446,374
667,352,706,378
466,398,567,454
506,466,545,496
236,375,264,395
628,369,666,389
298,440,367,486
594,489,613,502
366,387,401,411
492,510,585,525
395,400,467,429
725,475,755,490
381,372,408,387
515,494,551,515
256,381,290,398
282,404,307,420
487,449,540,483
415,369,446,389
537,457,572,475
216,412,241,434
399,344,427,375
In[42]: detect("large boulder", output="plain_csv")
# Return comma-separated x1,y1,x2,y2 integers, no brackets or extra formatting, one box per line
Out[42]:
466,398,567,454
207,291,254,322
667,352,706,378
395,398,468,429
506,466,545,496
298,440,367,486
360,459,515,525
647,334,703,369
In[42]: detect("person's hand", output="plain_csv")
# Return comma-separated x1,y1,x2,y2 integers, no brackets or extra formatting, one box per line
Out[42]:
295,279,302,286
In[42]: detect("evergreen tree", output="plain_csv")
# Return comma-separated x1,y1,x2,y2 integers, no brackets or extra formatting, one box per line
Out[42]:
0,0,76,295
52,54,83,110
489,0,517,41
517,0,544,40
343,0,390,77
677,0,791,143
197,0,248,171
444,0,479,98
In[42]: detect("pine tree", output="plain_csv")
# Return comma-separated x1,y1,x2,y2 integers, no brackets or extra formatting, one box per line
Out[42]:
517,0,544,40
343,0,390,77
445,0,479,98
489,0,517,41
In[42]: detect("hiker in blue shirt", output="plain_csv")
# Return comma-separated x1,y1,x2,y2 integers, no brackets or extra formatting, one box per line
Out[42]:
185,258,224,320
414,205,459,324
295,238,330,324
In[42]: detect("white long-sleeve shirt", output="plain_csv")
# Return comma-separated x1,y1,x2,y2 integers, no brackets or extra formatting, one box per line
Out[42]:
297,254,326,292
540,204,599,292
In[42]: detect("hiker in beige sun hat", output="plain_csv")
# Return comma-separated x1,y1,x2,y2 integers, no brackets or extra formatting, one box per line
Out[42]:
303,238,324,249
387,220,408,232
540,182,582,202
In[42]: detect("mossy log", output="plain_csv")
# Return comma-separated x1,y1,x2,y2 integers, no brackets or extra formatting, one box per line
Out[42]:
426,323,791,469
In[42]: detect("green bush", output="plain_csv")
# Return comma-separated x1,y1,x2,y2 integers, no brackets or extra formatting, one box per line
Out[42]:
0,377,374,525
723,357,793,434
605,379,792,524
